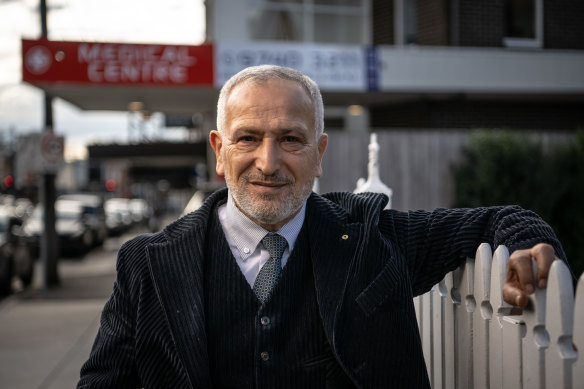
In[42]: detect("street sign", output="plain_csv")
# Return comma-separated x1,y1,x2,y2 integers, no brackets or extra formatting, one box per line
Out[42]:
15,132,65,181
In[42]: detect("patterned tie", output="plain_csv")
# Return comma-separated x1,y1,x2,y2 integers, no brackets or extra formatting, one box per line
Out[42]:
253,233,287,303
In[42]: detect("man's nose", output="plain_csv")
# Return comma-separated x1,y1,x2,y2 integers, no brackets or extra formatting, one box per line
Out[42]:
255,139,281,175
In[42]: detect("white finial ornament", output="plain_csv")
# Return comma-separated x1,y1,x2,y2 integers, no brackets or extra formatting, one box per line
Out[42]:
354,133,393,209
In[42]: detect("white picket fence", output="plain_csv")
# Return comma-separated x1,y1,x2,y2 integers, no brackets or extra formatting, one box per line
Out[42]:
414,243,584,389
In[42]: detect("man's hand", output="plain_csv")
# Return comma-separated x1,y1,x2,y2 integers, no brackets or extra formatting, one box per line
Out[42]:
502,243,559,308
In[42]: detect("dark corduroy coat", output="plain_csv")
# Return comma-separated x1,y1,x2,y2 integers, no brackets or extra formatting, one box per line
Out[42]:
78,188,564,388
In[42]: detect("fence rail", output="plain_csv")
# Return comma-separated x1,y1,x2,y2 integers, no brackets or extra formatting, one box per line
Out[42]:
414,244,583,389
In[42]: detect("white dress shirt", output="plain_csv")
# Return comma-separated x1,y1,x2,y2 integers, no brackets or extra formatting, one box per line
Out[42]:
217,193,306,287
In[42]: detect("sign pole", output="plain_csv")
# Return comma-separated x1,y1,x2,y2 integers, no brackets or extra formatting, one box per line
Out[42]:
39,0,59,288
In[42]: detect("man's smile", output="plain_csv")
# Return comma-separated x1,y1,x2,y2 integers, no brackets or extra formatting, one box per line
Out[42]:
248,180,289,195
250,180,287,187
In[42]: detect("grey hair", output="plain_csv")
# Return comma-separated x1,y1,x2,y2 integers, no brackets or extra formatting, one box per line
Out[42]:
216,65,324,138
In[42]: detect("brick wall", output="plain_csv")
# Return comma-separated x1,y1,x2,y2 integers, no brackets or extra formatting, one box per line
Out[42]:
370,100,584,130
544,0,584,49
458,0,505,47
371,0,584,49
372,0,394,44
417,0,450,45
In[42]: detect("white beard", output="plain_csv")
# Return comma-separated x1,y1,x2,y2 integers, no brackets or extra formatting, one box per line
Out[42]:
226,171,313,226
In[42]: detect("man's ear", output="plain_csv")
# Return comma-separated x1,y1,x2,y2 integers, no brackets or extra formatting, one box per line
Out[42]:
315,133,328,178
209,130,225,176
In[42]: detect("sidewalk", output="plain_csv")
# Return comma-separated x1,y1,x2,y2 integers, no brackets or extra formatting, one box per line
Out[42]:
0,232,134,389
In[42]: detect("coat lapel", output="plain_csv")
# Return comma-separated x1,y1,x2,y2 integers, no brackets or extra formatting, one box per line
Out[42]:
146,216,212,388
306,192,388,349
305,195,363,345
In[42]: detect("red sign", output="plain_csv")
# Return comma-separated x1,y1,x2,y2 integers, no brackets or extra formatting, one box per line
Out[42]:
22,39,214,86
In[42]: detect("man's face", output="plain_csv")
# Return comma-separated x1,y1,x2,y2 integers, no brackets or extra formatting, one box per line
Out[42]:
210,78,328,231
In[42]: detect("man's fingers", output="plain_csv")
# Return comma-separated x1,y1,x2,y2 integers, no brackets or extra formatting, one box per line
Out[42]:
529,243,557,289
507,249,535,295
503,243,559,307
503,282,528,307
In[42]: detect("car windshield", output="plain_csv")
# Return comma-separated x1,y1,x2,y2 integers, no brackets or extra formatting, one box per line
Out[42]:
31,203,82,221
57,210,81,221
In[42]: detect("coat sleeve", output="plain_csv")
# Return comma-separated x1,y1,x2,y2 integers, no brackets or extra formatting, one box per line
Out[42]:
378,205,568,297
77,241,142,388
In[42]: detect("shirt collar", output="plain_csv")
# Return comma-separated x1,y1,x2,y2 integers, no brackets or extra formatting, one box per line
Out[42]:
223,192,306,261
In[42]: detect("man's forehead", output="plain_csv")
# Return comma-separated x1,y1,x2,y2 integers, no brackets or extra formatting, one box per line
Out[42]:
224,79,313,118
228,77,310,100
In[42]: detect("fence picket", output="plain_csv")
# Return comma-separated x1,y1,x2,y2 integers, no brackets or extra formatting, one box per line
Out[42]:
455,258,475,388
473,243,492,389
501,316,525,389
520,259,548,389
573,274,584,384
414,295,421,333
422,290,433,385
545,260,577,389
489,246,510,389
442,273,456,388
432,283,444,389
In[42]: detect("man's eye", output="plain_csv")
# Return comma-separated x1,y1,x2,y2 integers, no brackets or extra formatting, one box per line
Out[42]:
238,136,256,142
282,136,300,143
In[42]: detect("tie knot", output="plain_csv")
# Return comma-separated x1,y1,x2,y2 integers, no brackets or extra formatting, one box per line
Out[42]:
262,233,287,261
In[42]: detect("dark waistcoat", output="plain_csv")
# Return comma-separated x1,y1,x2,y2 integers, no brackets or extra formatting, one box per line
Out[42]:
204,206,355,389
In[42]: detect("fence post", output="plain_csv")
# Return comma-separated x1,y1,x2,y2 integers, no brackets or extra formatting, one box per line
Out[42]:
454,258,475,388
573,274,584,384
545,261,577,389
520,259,548,389
473,243,493,389
421,291,433,384
489,246,522,388
353,133,393,209
432,279,448,389
501,315,525,389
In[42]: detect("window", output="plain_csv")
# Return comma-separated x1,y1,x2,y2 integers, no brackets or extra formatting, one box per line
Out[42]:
404,0,417,44
503,0,543,48
249,9,304,41
247,0,370,44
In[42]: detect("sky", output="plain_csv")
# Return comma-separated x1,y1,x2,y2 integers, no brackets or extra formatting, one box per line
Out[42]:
0,0,206,160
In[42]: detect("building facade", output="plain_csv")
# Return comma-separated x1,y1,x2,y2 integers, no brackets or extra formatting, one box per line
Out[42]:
22,0,584,210
207,0,584,133
203,0,584,210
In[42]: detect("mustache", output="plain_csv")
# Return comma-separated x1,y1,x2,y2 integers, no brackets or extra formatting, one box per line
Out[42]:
243,173,294,185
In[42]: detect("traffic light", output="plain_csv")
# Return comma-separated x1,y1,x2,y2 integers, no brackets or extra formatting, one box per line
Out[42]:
4,175,13,188
105,179,116,192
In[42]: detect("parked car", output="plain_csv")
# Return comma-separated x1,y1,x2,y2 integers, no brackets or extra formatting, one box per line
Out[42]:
105,198,133,236
23,199,100,255
0,206,34,296
58,194,108,247
128,198,151,226
182,187,223,216
0,195,34,219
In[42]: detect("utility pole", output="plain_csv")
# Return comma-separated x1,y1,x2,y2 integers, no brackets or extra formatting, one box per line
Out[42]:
39,0,59,287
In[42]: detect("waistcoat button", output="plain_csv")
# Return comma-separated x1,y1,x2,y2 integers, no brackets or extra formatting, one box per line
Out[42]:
260,351,270,361
260,316,270,326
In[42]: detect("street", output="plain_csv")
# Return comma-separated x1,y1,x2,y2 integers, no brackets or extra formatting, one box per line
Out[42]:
0,226,148,389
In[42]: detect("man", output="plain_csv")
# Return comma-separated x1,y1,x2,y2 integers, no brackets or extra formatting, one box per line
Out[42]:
78,65,566,388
